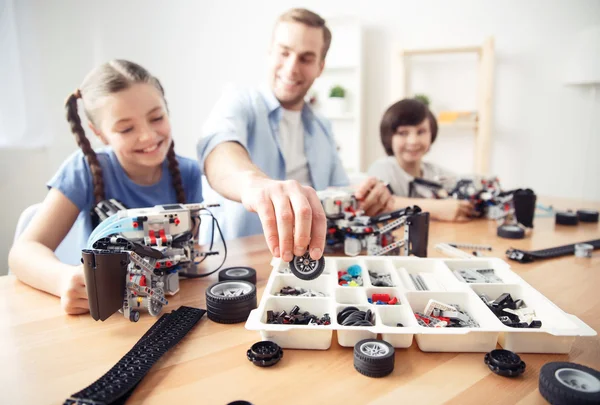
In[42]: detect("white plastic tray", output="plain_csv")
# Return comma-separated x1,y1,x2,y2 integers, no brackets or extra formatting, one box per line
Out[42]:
245,256,597,353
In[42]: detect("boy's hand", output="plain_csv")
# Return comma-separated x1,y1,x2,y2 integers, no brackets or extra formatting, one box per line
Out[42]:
435,200,474,222
240,177,326,262
59,265,89,315
354,177,393,217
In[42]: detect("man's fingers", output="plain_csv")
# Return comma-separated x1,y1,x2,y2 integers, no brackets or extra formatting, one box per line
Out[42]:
255,193,280,257
271,192,295,262
288,190,312,257
304,188,327,260
362,183,386,215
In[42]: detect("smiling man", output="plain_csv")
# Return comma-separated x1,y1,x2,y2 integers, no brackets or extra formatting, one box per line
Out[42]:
197,8,392,263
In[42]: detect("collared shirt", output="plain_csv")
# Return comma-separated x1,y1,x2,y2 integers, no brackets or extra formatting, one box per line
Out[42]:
197,85,349,240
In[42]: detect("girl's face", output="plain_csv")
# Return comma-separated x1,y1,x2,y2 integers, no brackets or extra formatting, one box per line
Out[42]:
391,118,432,165
91,83,172,170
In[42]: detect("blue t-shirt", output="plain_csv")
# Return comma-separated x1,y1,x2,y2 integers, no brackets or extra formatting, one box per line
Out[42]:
47,148,203,264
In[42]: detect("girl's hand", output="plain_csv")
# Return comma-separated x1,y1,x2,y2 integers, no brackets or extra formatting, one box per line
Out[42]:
59,265,89,315
435,200,474,222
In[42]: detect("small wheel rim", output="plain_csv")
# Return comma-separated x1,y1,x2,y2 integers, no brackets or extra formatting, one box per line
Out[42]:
226,268,250,277
211,281,253,297
293,252,319,274
360,341,389,357
555,368,600,393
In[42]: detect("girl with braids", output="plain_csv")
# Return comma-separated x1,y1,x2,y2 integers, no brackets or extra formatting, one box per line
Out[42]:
9,60,203,315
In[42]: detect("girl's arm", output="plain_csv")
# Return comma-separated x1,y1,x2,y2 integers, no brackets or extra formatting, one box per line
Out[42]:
387,195,474,222
8,188,89,314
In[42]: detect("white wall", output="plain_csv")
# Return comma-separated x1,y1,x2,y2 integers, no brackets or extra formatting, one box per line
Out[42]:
2,0,599,274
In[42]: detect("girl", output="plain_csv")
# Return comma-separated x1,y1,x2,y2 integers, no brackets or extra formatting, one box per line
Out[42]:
9,60,203,314
368,98,473,222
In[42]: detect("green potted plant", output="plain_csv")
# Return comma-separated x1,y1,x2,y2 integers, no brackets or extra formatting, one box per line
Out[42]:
327,84,348,115
413,93,430,107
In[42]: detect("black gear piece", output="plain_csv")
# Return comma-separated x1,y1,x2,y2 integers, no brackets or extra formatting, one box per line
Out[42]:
218,266,257,285
290,252,326,280
353,339,395,378
484,349,526,377
577,209,599,223
539,362,600,405
247,341,283,367
205,281,257,324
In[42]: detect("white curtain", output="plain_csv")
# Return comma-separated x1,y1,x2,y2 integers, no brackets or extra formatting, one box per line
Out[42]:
0,0,49,148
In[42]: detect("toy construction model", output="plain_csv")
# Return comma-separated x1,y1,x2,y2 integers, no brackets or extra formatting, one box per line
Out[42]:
317,189,430,257
82,200,225,322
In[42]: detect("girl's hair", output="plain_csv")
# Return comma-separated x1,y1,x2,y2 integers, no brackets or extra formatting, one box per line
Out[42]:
64,60,186,205
379,98,438,156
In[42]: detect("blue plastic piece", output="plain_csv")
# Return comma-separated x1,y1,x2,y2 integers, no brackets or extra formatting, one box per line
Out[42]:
367,298,373,303
341,274,353,281
347,265,362,277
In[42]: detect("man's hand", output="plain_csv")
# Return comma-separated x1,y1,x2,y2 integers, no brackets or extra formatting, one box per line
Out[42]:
59,265,89,315
434,199,474,222
241,176,327,262
354,177,393,217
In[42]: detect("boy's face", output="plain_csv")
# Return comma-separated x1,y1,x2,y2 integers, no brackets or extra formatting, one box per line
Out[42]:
391,118,433,165
268,21,325,111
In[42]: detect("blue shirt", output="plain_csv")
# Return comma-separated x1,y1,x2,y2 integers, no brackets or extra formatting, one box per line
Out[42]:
197,86,349,240
47,148,203,264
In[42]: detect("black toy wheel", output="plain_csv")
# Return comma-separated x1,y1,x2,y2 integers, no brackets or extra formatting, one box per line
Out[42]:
556,211,579,226
484,349,526,377
497,224,525,239
206,281,257,324
246,341,283,367
219,266,257,285
577,209,599,223
353,339,395,378
129,310,140,323
539,362,600,405
290,252,325,280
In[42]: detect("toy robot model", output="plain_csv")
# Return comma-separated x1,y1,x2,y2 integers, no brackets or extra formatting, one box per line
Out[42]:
82,200,225,322
318,189,429,257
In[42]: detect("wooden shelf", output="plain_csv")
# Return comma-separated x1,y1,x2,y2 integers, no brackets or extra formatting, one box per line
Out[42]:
438,121,478,131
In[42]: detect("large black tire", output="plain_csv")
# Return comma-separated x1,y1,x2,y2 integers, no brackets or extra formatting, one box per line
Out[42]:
219,266,257,285
353,339,395,378
290,252,325,280
539,362,600,405
206,281,257,324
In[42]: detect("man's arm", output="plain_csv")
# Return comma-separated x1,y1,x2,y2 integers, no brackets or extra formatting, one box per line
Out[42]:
203,141,327,263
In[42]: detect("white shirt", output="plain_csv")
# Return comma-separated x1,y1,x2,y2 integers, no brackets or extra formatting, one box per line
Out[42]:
279,108,311,186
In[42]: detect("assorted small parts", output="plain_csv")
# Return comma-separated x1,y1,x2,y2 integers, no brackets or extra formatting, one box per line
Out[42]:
353,339,395,378
338,264,364,287
577,209,599,223
484,349,526,377
497,224,525,239
266,306,331,325
454,268,503,284
205,280,257,324
479,292,542,328
538,361,600,405
337,306,375,326
276,286,327,297
219,266,257,285
368,293,399,305
290,251,326,280
574,243,594,258
415,300,479,328
556,210,579,226
246,341,283,367
369,270,395,287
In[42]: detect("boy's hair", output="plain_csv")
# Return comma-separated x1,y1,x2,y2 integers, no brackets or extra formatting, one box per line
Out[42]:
276,8,332,60
65,60,186,205
379,98,439,156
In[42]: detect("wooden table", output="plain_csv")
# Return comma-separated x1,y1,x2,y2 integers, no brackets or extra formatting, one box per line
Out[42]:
1,197,599,405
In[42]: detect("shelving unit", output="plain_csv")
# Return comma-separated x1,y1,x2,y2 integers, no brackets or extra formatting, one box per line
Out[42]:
391,38,495,175
310,17,364,175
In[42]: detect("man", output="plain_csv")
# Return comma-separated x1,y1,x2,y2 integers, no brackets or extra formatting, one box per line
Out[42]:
198,8,392,263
